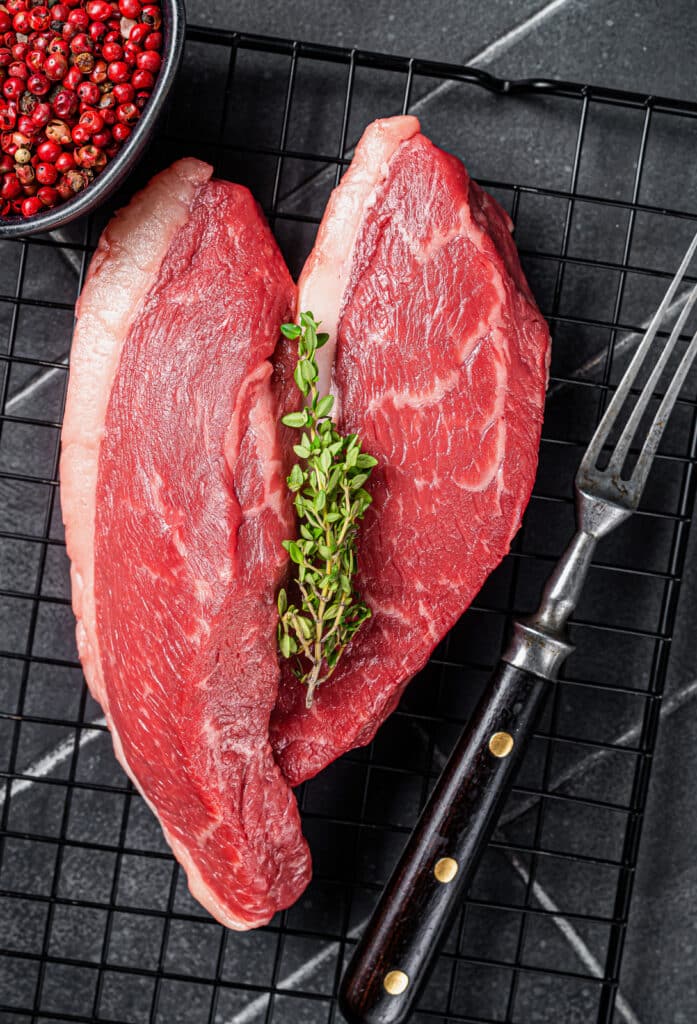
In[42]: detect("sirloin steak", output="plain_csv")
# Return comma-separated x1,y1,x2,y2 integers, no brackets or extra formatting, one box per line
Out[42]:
60,158,311,929
270,116,551,785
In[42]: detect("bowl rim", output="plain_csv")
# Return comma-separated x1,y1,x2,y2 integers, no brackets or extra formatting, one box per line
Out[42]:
0,0,186,241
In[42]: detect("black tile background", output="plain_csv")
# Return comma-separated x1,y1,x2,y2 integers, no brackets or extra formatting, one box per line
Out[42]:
2,2,697,1023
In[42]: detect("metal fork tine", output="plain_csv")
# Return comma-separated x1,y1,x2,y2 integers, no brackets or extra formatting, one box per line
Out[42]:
580,229,697,475
606,279,697,476
631,323,697,494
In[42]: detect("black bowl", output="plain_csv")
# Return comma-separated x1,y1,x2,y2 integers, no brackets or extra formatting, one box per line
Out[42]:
0,0,186,240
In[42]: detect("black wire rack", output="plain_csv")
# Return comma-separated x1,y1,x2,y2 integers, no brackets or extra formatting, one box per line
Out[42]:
2,23,697,1024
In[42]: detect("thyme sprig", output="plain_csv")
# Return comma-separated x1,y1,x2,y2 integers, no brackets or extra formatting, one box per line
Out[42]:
277,311,377,709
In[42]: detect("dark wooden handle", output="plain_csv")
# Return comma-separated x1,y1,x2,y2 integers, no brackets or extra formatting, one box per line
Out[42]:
339,661,550,1024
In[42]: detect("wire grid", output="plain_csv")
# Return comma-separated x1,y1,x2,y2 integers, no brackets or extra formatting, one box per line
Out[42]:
2,24,697,1024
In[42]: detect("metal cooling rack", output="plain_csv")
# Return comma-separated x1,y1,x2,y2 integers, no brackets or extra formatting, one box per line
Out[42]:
2,23,697,1024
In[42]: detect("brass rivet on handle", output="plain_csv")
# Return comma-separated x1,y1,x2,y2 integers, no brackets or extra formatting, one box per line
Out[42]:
489,731,514,758
434,856,459,883
384,970,409,995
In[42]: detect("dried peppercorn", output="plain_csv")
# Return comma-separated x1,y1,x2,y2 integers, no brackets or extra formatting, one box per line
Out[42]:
45,117,71,143
27,72,51,95
54,150,75,171
8,60,29,80
52,88,77,116
47,37,70,57
127,22,148,45
37,183,59,205
35,159,57,182
115,99,136,123
12,129,31,146
77,80,99,103
76,141,105,168
63,64,83,89
1,172,22,198
19,90,36,114
64,167,86,191
119,0,141,17
0,104,17,129
135,49,158,73
16,162,35,184
17,113,37,135
71,121,90,143
22,194,43,215
101,40,121,60
69,31,92,54
25,49,44,72
106,59,128,81
44,52,68,79
142,5,160,29
37,137,60,161
91,126,110,147
90,58,107,82
110,119,128,141
12,12,31,34
0,131,17,154
78,106,103,132
67,8,89,31
31,101,52,126
88,19,107,41
112,80,132,102
122,42,138,66
55,176,72,199
86,1,113,20
2,76,24,100
74,49,95,72
130,68,152,90
28,6,51,32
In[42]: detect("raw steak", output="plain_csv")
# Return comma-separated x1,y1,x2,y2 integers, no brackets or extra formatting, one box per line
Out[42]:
270,116,550,785
60,158,311,929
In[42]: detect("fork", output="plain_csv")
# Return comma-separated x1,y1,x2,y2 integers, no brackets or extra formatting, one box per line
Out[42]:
339,231,697,1024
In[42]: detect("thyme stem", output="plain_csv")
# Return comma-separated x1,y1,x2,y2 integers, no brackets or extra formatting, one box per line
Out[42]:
276,312,376,708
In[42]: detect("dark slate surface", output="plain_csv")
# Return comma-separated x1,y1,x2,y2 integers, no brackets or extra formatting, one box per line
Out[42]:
2,1,697,1023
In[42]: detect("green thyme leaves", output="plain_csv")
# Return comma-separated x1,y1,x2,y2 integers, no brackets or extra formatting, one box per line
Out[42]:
277,311,377,708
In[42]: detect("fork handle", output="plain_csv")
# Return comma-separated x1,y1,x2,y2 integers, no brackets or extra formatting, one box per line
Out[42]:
339,660,551,1024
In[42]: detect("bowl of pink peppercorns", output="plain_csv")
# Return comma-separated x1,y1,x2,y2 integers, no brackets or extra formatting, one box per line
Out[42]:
0,0,184,237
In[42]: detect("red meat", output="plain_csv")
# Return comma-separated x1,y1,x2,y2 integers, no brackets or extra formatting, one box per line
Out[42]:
60,159,311,929
270,117,550,785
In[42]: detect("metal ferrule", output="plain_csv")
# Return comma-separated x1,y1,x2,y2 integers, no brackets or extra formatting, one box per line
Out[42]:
502,527,598,681
503,620,574,680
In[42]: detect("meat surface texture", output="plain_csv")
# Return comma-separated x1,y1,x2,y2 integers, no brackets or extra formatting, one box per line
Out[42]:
270,116,551,785
60,159,311,929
